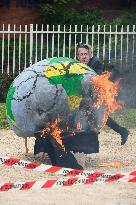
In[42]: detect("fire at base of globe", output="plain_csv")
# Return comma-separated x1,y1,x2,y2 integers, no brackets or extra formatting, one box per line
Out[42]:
6,57,121,169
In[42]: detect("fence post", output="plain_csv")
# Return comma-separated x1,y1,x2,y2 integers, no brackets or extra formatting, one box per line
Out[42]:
41,24,43,61
74,25,77,59
2,24,5,74
19,25,22,73
120,25,123,69
86,25,89,45
97,25,100,58
114,25,117,61
52,25,55,58
108,25,112,63
13,24,16,74
30,24,33,65
91,25,94,55
24,25,28,70
35,24,38,64
68,25,71,58
103,25,106,61
7,24,10,74
63,25,66,57
46,25,49,59
58,25,60,57
132,25,135,71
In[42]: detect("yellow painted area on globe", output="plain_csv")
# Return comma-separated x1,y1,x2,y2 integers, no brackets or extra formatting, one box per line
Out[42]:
45,62,90,77
11,119,16,126
68,95,82,111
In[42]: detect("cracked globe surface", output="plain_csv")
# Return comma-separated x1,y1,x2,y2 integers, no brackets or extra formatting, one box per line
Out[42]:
6,57,104,138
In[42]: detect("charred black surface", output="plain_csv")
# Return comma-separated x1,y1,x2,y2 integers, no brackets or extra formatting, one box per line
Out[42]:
62,131,99,154
34,131,99,169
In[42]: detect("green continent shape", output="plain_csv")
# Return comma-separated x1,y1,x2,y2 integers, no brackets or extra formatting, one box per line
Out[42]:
48,74,84,96
48,57,77,64
6,84,16,122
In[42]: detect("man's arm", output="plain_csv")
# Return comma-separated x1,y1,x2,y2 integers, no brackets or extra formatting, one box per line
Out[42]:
87,56,104,75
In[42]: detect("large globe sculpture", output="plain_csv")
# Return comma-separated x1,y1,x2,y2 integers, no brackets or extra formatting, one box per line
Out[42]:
6,57,107,169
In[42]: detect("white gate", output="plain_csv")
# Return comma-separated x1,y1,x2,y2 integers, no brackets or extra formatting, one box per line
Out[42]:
0,24,136,74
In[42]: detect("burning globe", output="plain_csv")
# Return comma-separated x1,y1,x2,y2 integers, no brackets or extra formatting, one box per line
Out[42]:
6,57,121,169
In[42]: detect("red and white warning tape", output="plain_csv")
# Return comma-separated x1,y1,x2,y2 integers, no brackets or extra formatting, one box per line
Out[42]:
0,155,90,177
1,156,136,178
0,173,136,192
0,156,136,192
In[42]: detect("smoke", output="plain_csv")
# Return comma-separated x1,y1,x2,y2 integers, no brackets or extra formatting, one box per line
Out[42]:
110,55,136,108
105,36,136,109
119,67,136,108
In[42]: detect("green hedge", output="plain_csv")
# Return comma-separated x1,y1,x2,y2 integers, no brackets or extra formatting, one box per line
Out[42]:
0,73,15,102
37,1,136,28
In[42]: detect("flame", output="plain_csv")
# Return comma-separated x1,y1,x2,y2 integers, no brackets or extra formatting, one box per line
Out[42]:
96,161,130,167
41,127,50,137
41,118,64,150
49,118,64,149
90,71,123,129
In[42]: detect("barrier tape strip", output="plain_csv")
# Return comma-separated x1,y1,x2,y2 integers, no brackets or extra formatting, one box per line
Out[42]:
0,156,136,192
1,156,136,178
0,173,136,192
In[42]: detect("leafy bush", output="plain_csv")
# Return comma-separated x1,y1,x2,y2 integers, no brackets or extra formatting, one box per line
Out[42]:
37,0,106,26
37,0,136,29
0,73,16,102
112,10,136,30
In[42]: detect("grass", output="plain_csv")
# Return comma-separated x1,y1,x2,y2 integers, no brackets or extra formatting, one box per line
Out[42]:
0,103,136,129
110,109,136,129
0,103,10,129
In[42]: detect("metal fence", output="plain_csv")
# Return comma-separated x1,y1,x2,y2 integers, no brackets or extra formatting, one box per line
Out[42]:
0,24,136,74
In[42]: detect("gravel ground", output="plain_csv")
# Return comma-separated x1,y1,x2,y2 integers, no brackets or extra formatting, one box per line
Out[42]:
0,128,136,205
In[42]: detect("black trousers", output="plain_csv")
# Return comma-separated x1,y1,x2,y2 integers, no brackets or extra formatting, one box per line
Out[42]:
34,130,99,169
106,116,122,134
34,132,83,169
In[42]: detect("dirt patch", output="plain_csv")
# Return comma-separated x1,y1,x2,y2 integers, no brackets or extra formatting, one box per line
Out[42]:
0,129,136,205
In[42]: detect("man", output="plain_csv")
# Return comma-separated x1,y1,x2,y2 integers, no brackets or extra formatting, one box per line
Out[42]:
76,42,129,145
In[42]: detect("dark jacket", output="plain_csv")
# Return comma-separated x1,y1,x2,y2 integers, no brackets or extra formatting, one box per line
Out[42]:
87,56,104,75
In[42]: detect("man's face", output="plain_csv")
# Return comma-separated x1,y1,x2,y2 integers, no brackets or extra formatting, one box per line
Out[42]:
77,48,91,64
